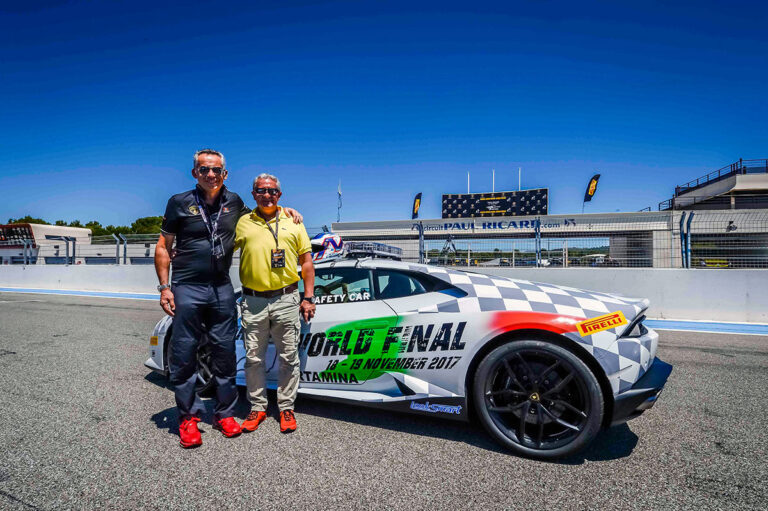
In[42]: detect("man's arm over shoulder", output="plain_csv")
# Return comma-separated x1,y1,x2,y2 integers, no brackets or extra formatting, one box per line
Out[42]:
282,206,303,224
234,213,250,251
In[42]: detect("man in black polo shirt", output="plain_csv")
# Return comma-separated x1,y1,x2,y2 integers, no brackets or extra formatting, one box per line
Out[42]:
154,148,302,448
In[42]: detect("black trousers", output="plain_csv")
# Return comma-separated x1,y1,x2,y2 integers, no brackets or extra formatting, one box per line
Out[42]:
169,282,238,420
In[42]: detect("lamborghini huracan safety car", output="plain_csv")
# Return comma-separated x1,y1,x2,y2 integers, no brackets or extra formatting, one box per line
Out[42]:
146,258,672,459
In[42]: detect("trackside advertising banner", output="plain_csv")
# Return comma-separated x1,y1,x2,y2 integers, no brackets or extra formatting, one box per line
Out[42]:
412,193,422,219
583,174,600,203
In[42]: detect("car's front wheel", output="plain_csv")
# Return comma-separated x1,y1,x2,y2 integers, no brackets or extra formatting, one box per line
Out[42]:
473,340,603,459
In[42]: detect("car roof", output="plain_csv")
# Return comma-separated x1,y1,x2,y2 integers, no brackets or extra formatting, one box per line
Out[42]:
315,257,429,272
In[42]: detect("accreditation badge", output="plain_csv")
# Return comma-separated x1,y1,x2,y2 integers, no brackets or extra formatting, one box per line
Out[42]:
271,248,286,268
211,234,225,260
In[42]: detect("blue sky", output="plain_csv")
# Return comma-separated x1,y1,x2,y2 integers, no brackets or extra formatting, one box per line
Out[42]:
1,0,766,228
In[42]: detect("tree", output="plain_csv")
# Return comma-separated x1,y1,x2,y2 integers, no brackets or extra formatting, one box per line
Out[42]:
104,224,131,235
7,215,50,225
131,216,164,234
7,215,164,234
85,221,109,237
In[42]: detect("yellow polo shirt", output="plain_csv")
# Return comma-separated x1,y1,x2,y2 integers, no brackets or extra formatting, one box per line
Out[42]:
235,207,312,292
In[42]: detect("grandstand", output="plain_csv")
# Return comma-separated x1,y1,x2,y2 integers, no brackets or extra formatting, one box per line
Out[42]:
659,158,768,211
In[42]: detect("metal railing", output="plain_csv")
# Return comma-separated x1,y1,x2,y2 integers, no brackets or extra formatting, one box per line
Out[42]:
687,210,768,269
673,158,768,197
659,194,768,211
336,214,675,268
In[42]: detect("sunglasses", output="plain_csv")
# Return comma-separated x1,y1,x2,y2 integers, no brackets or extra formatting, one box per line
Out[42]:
197,166,224,176
254,187,280,196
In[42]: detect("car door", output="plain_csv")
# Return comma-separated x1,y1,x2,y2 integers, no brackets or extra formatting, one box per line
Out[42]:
294,266,398,388
374,268,474,393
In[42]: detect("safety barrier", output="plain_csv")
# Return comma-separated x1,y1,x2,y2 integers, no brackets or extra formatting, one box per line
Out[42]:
1,265,766,322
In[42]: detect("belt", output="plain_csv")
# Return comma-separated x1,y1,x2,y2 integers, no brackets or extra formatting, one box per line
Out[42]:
241,282,298,298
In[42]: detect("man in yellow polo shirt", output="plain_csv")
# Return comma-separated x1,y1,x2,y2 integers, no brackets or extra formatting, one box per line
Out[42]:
235,172,315,433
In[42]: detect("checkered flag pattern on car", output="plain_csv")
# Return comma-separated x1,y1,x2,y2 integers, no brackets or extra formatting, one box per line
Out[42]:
405,263,646,319
398,262,654,395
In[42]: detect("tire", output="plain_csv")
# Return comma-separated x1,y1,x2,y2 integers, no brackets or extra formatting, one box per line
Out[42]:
194,335,216,397
163,327,216,397
473,340,603,459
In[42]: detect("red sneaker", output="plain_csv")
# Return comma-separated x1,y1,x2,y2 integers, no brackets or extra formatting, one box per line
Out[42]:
213,416,242,438
241,410,267,432
280,410,297,433
179,417,202,448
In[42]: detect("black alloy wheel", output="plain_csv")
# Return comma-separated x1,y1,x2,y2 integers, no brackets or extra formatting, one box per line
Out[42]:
195,335,216,396
473,340,603,459
163,327,216,396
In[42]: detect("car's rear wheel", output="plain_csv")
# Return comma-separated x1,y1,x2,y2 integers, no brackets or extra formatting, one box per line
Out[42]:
195,336,216,397
473,340,603,459
163,328,216,397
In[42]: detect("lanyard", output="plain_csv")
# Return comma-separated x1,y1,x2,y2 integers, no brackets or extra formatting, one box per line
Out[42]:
193,190,223,243
263,211,280,248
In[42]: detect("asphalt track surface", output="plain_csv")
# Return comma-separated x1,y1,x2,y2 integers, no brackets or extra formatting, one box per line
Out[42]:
0,293,766,510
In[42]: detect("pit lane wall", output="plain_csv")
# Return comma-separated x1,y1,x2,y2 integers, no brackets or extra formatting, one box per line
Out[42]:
1,265,766,323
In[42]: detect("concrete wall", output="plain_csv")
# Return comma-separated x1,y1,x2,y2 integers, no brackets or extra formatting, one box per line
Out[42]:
0,265,242,294
1,265,766,323
471,267,768,322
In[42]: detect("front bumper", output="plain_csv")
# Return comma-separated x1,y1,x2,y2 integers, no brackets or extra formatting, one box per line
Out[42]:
144,357,166,375
611,358,673,427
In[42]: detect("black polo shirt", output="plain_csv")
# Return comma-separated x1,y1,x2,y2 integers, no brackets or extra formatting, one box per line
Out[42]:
161,185,250,285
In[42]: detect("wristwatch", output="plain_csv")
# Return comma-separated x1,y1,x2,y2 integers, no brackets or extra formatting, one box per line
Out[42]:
157,284,170,292
302,296,316,304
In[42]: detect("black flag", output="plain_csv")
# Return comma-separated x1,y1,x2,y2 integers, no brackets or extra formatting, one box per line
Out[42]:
583,174,600,203
412,193,422,219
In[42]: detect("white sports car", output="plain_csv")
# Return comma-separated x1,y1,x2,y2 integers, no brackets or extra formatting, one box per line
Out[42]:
146,258,672,459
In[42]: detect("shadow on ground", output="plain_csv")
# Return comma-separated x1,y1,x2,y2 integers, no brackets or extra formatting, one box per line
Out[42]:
146,373,638,463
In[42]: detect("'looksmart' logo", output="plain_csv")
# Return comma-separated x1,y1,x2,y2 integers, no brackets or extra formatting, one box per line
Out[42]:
409,401,462,415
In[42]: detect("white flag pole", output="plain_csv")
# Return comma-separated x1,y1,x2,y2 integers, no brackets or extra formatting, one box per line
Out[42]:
337,180,342,223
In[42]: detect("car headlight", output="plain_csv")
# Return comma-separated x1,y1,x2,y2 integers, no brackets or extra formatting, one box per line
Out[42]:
622,315,647,338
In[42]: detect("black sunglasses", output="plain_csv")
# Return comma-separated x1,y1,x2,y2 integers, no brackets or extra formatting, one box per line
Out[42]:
197,166,224,176
254,187,280,196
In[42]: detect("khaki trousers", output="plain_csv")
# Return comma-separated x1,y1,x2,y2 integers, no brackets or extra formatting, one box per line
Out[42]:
241,290,301,412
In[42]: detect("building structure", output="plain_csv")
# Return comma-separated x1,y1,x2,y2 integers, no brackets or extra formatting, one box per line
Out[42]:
0,224,92,265
659,158,768,210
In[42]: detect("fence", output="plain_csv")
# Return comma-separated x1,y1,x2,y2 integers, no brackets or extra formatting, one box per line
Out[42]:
333,211,768,269
688,210,768,269
7,211,768,270
333,213,675,268
29,233,160,265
